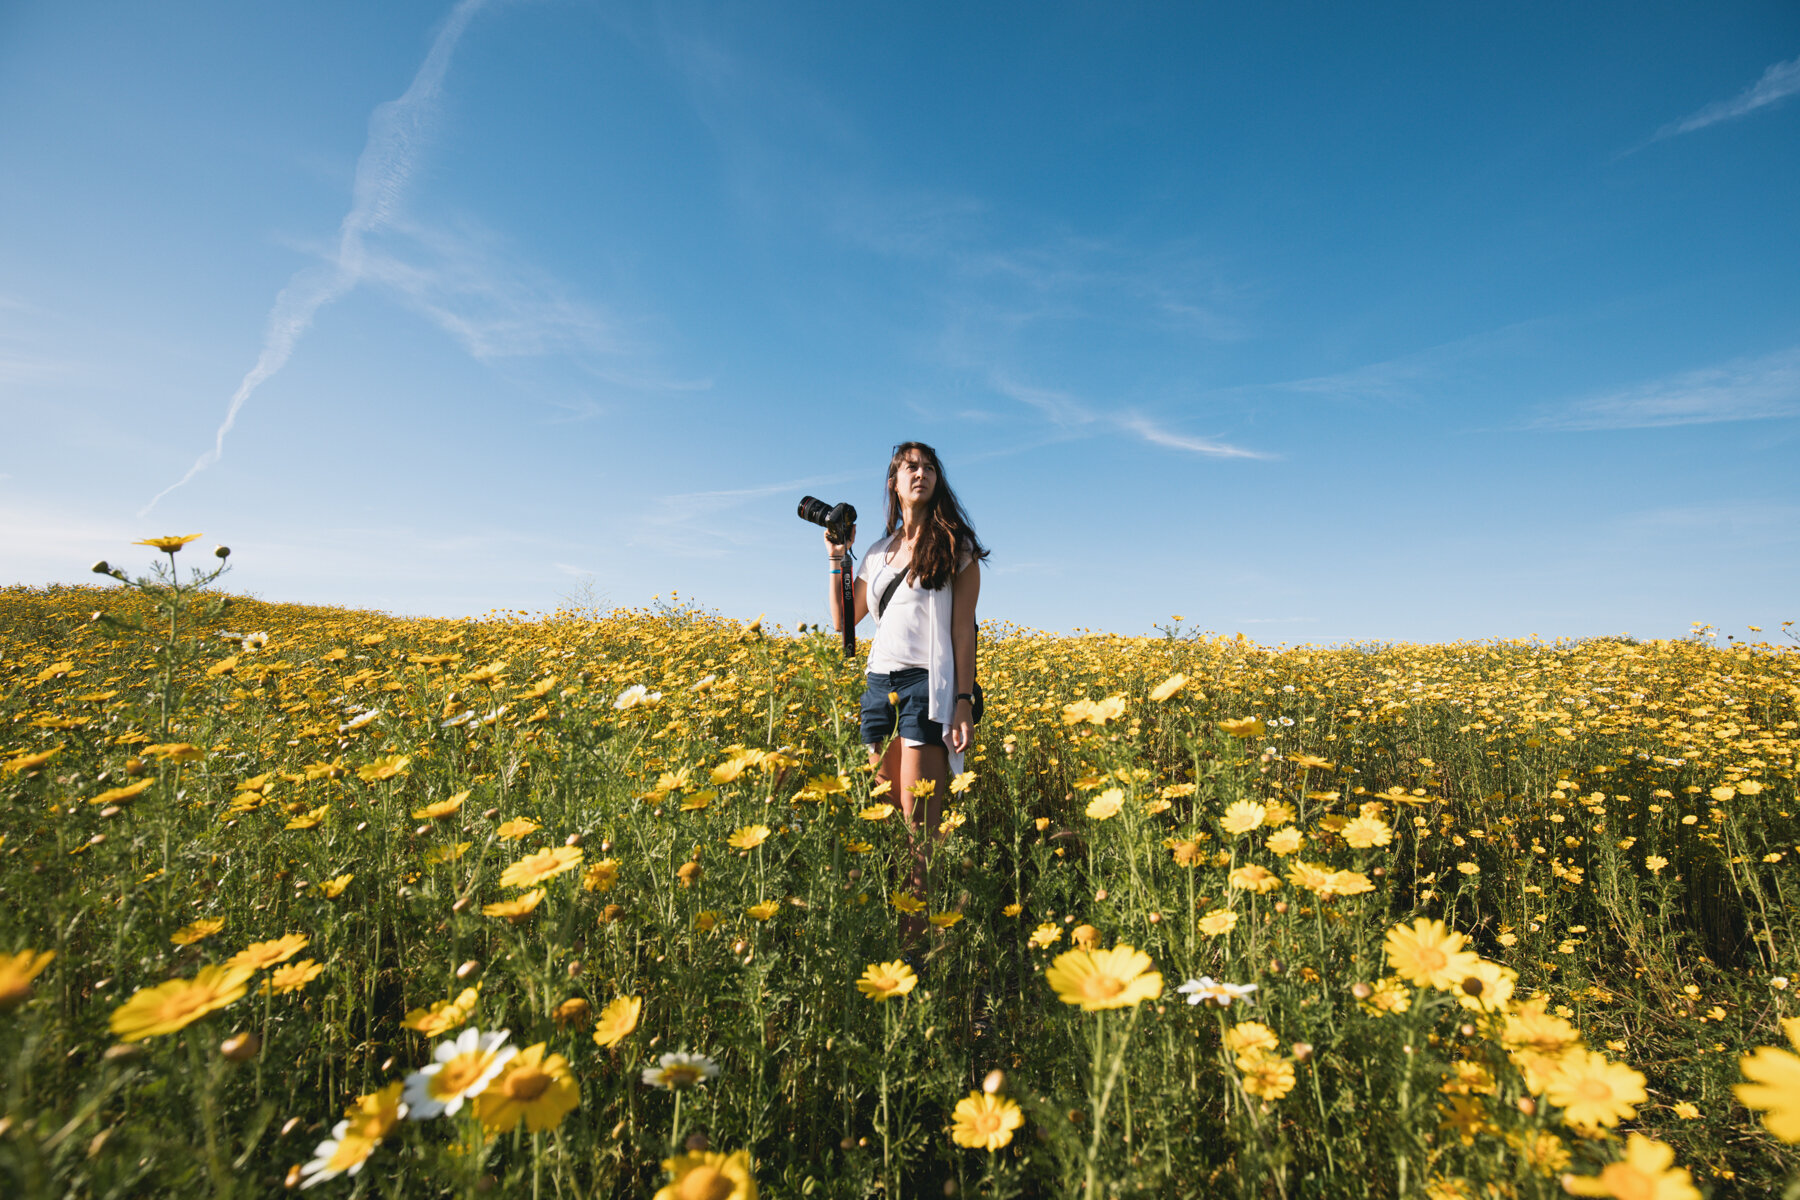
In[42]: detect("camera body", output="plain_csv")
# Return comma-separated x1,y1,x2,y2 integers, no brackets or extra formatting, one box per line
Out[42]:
797,496,857,546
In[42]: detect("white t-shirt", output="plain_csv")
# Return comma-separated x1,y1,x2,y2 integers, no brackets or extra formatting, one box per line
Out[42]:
861,546,931,673
856,534,977,775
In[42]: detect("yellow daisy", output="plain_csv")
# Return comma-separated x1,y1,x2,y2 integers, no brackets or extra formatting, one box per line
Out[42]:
1561,1133,1699,1200
1544,1049,1647,1131
402,986,480,1036
473,1043,580,1134
855,961,918,1003
1383,918,1482,991
1219,800,1267,835
654,1150,756,1200
496,817,541,840
411,791,469,820
1044,944,1163,1011
0,949,55,1009
499,845,583,889
133,534,202,552
1228,864,1282,894
1735,1016,1800,1142
592,996,642,1048
582,858,621,892
483,889,545,924
949,1091,1024,1150
728,824,772,850
109,964,255,1042
171,918,225,946
261,959,324,996
225,933,309,971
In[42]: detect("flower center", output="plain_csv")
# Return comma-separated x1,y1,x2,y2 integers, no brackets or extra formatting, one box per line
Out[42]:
504,1067,553,1102
970,1111,1001,1135
1415,946,1447,972
1575,1078,1612,1102
1083,976,1126,1000
664,1065,703,1087
157,988,218,1023
675,1166,734,1200
431,1055,487,1098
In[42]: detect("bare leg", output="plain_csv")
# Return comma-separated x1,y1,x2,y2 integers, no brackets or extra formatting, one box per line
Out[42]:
897,743,950,927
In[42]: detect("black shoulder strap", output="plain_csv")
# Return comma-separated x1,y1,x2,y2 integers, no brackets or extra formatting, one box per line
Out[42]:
876,568,906,619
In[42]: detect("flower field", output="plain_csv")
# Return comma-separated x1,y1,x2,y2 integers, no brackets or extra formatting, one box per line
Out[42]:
2,542,1797,1198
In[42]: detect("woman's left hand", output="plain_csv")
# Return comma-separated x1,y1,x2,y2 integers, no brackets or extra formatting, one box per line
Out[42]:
948,701,973,754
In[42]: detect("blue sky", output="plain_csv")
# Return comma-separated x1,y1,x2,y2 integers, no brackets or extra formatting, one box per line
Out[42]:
3,1,1797,644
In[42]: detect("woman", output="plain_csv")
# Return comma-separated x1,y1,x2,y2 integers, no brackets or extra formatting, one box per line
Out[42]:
825,441,987,845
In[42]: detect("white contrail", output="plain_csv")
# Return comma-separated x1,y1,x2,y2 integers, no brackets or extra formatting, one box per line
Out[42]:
143,0,490,515
1654,54,1800,142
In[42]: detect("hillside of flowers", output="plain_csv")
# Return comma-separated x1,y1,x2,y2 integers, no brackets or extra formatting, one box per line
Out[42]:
1,537,1797,1199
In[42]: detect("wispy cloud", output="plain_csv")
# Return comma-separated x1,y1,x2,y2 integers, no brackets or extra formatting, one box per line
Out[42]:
1651,54,1800,143
1532,346,1800,431
1118,415,1273,460
355,217,624,362
987,373,1272,460
641,471,860,557
143,0,493,514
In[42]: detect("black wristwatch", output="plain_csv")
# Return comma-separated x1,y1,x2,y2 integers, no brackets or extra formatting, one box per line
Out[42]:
956,692,973,703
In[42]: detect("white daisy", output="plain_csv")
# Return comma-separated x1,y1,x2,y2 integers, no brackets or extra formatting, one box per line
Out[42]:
640,1051,720,1089
614,684,663,710
403,1027,516,1119
1176,977,1259,1007
298,1121,376,1188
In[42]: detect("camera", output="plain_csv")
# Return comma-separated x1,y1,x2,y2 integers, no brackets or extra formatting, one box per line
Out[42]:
797,496,857,546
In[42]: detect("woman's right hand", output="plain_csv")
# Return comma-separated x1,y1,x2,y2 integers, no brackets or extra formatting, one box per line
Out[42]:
824,526,856,558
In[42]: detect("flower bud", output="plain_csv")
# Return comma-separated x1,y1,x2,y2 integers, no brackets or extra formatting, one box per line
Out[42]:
285,1164,303,1189
214,545,231,559
91,560,111,575
982,1069,1006,1094
1291,1042,1313,1062
685,1132,711,1152
220,1032,260,1061
1516,1097,1536,1116
1094,888,1108,902
1351,982,1373,1000
456,959,481,980
280,1117,302,1137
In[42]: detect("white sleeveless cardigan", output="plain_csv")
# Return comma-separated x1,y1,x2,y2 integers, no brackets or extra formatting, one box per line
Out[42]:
863,533,970,778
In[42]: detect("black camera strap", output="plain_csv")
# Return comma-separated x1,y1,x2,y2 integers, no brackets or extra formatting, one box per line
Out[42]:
840,549,855,659
875,569,906,620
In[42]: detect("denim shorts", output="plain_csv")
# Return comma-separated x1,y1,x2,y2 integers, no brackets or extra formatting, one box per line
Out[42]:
860,668,943,749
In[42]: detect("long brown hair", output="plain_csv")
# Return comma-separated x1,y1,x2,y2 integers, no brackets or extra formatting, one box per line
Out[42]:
883,441,989,591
